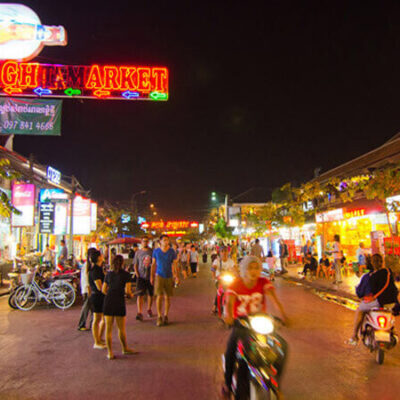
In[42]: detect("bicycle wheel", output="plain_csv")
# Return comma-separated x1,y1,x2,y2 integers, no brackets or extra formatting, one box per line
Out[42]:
8,291,18,309
51,282,76,309
15,285,38,311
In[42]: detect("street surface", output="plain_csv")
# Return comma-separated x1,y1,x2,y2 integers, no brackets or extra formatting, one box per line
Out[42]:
1,262,400,400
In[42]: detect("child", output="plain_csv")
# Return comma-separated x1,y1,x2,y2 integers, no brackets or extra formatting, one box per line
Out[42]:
221,256,288,399
265,250,276,280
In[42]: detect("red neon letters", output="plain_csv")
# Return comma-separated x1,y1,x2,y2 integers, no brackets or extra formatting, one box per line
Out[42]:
0,61,169,100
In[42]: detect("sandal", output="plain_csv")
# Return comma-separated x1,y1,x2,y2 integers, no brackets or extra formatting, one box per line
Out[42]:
345,338,358,346
123,349,139,355
107,354,116,360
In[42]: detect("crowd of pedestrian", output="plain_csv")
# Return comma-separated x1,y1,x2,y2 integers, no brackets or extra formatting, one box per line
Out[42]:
76,235,206,359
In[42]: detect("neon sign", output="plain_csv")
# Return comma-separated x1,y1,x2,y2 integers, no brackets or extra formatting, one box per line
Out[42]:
47,166,61,185
0,61,169,101
141,221,198,230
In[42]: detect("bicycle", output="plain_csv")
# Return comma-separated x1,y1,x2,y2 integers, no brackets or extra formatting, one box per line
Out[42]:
14,268,76,311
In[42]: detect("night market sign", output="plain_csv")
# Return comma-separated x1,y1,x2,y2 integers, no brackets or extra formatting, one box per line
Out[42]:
0,61,169,101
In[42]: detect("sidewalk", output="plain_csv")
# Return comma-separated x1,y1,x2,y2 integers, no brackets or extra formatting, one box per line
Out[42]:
0,280,10,296
278,263,360,304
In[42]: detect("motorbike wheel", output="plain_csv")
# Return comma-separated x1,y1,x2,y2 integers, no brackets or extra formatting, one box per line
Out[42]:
376,348,384,365
15,285,38,311
51,282,76,309
250,380,275,400
8,291,18,309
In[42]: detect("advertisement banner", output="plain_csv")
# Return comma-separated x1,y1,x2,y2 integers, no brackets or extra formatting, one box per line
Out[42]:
39,202,55,233
0,97,62,135
12,183,35,227
72,196,91,235
54,202,68,235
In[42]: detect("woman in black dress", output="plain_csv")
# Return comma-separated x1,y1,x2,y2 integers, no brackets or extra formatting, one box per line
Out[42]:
102,255,135,360
88,250,105,349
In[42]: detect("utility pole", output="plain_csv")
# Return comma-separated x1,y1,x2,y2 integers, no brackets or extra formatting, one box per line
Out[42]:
224,194,229,225
68,176,76,256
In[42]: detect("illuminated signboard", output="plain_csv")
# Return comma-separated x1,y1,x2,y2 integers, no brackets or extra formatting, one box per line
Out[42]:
91,202,97,232
0,61,169,100
12,183,35,226
39,188,68,202
0,4,67,62
47,166,61,184
141,221,199,230
315,208,343,223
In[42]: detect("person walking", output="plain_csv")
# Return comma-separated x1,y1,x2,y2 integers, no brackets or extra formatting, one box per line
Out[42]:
178,242,188,280
58,239,68,268
102,255,136,360
133,237,154,321
189,245,199,278
150,235,178,327
332,234,342,284
77,247,96,331
265,250,276,280
250,239,265,259
279,239,289,274
89,250,106,349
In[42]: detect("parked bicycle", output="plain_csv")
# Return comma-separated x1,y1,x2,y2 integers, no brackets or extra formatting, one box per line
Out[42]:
14,267,76,311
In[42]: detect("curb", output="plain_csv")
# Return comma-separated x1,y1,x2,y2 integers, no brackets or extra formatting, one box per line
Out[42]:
280,274,360,310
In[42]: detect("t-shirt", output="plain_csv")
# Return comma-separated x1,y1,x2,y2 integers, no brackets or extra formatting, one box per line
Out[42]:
89,265,105,295
265,256,276,269
212,257,236,277
133,248,153,280
58,245,68,265
332,242,341,260
104,270,131,299
369,268,399,306
153,247,177,278
190,251,198,263
179,250,188,263
250,243,264,258
226,277,273,318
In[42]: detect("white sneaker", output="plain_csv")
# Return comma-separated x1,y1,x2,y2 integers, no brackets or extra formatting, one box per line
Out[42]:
93,344,106,350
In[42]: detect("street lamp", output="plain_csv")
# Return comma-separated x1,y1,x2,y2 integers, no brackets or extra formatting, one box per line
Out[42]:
150,203,155,208
153,211,157,216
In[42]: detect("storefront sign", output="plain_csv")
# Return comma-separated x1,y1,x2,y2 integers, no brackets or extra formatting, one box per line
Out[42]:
316,208,343,223
39,188,68,202
54,202,68,235
91,202,97,231
0,97,62,135
0,4,67,62
143,221,198,230
12,183,35,226
39,202,54,233
47,166,61,184
71,195,91,235
0,61,169,101
343,208,366,219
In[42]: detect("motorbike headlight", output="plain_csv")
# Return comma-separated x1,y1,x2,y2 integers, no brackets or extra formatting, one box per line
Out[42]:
221,274,234,284
250,316,274,335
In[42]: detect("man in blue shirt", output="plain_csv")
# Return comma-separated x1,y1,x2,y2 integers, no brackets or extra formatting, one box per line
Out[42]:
151,235,178,326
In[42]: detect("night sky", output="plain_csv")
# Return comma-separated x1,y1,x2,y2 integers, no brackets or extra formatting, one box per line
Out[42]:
12,0,400,219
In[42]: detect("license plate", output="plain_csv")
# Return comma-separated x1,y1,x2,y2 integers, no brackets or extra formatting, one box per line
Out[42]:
375,330,391,342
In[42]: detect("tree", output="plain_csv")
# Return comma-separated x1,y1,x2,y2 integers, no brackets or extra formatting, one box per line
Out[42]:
0,159,21,218
214,218,234,239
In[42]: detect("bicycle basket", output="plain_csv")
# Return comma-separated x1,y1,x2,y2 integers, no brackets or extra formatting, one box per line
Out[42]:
20,273,34,284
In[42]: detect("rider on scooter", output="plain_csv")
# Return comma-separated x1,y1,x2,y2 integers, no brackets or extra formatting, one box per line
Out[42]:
211,246,238,314
221,255,288,399
347,253,399,345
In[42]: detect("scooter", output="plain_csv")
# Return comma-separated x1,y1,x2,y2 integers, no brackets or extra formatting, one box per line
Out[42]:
222,314,287,400
216,272,236,319
360,305,398,364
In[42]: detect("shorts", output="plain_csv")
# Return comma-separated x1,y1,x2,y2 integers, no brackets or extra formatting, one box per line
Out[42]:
180,261,188,271
154,276,174,297
90,293,105,314
136,277,154,297
359,299,380,312
190,262,198,274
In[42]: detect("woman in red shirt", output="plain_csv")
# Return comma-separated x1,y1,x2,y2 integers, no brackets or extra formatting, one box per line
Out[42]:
222,255,288,398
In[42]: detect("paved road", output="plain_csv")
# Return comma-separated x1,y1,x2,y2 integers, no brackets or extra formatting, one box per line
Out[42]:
1,262,400,400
